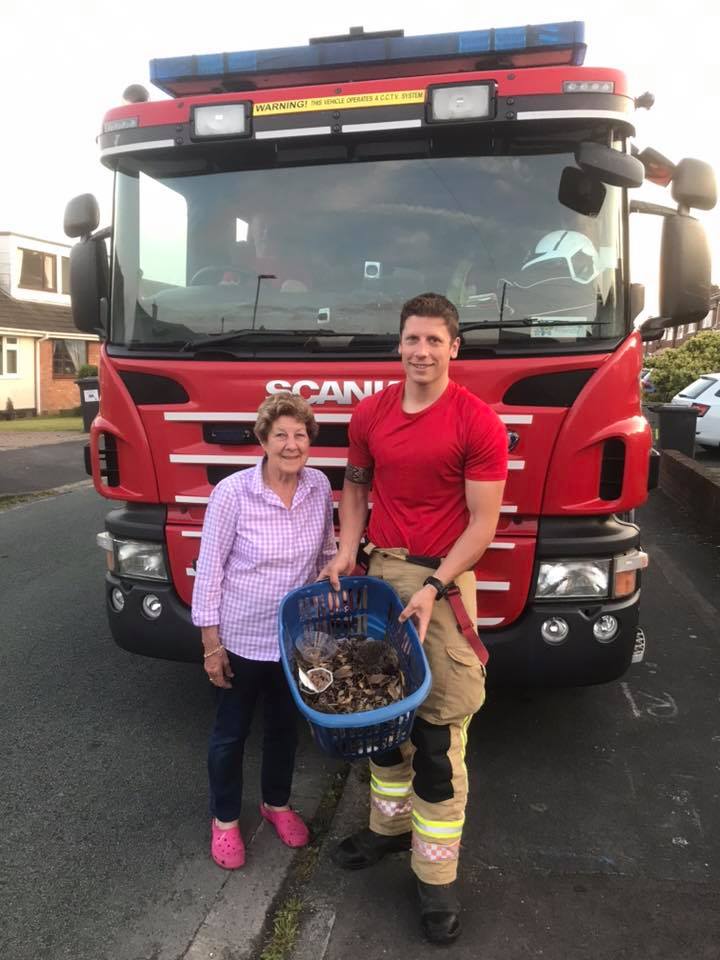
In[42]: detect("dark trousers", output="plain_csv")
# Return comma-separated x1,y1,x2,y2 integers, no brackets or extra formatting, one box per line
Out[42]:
208,652,299,822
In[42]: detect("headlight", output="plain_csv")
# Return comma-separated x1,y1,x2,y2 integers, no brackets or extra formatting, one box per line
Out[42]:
535,559,610,600
97,535,168,581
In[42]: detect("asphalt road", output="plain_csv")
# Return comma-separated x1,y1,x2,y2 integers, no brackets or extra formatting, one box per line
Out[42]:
0,487,336,960
1,486,718,960
0,438,88,494
295,490,720,960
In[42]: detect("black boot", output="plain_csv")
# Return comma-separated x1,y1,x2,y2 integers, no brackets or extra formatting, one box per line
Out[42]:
332,828,412,870
416,878,461,945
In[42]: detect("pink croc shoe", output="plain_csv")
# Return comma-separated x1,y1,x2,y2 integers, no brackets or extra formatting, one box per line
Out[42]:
211,819,245,869
260,803,310,848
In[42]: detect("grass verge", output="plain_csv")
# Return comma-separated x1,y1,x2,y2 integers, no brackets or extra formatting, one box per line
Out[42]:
257,766,349,960
0,416,82,432
0,490,58,511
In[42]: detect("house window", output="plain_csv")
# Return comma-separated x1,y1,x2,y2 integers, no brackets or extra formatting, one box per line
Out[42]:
61,256,71,294
19,248,57,292
52,339,87,378
1,337,19,376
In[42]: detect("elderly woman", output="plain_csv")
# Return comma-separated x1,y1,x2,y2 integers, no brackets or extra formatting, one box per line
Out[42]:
192,392,335,869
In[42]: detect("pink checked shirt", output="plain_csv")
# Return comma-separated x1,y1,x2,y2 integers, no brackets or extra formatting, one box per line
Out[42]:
192,462,336,660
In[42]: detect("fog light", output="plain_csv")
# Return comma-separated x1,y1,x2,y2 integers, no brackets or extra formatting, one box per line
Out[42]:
110,587,125,612
593,615,618,643
142,594,162,620
541,617,569,645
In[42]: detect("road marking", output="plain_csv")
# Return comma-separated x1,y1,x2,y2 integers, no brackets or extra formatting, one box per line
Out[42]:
620,682,642,719
621,683,678,721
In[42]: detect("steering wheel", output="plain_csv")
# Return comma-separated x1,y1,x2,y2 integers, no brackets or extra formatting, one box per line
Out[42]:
189,265,256,286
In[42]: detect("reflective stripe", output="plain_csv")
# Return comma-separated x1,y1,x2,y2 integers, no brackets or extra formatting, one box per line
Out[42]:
372,795,413,818
412,811,464,839
413,836,460,861
371,774,412,798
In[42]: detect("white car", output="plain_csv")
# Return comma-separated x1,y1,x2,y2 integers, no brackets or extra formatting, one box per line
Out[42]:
671,373,720,448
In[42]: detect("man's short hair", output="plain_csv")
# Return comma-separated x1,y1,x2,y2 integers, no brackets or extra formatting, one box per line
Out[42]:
400,293,460,340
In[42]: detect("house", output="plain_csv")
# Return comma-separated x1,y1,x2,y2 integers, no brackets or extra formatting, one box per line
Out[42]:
644,284,720,356
0,231,100,416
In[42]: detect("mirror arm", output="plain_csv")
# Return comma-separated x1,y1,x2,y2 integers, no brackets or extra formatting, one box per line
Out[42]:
638,315,669,341
82,225,111,243
629,200,679,218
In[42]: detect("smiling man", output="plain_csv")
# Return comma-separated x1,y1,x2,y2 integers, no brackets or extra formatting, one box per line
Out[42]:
320,292,508,944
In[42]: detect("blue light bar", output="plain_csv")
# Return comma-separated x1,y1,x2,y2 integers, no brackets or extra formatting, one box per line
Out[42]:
150,22,585,97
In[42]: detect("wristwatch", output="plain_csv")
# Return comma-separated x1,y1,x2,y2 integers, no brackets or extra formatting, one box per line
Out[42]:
423,575,448,599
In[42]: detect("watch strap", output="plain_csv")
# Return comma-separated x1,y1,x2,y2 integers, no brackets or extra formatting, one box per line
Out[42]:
423,575,448,599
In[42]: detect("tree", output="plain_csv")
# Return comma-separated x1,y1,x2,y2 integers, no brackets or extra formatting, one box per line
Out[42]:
645,330,720,402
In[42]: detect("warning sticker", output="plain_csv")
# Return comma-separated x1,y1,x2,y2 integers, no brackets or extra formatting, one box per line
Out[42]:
252,89,425,117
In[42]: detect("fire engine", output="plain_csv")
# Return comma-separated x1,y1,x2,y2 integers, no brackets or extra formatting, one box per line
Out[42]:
65,21,716,684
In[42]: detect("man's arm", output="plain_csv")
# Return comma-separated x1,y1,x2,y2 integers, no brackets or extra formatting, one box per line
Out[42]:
398,478,505,642
433,478,505,587
317,464,371,589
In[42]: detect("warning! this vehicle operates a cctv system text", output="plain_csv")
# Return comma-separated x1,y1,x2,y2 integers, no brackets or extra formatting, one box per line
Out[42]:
65,21,716,685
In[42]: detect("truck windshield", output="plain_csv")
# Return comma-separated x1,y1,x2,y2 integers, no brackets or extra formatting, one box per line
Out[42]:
111,148,625,355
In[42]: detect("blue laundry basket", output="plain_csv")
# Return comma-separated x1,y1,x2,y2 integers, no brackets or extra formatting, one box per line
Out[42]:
278,576,431,761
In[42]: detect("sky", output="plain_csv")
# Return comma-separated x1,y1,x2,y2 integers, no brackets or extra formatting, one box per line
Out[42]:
2,0,719,313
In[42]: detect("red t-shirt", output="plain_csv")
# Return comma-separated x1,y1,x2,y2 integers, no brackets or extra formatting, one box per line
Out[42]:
347,380,508,557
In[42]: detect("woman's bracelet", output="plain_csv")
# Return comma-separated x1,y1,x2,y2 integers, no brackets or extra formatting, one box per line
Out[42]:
203,644,224,660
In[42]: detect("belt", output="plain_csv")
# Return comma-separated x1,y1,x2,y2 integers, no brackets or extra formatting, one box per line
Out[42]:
358,544,489,667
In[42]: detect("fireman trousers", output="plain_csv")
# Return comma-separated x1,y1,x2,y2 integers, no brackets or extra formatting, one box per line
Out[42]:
366,548,486,884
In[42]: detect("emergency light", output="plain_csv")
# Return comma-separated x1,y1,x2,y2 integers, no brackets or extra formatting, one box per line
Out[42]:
150,22,586,97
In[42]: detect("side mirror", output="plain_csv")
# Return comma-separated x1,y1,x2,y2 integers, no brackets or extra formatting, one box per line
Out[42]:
558,167,606,217
64,194,100,239
636,147,675,187
671,158,717,211
575,142,644,188
659,215,711,324
69,238,109,335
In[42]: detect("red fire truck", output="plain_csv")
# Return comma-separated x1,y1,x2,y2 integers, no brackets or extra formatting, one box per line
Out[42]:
65,21,715,685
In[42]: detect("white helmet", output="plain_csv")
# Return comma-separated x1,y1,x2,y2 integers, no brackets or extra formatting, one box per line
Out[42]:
520,230,600,285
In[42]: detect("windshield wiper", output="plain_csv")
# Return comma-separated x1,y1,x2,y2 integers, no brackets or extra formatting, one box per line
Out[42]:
181,328,349,351
459,317,608,334
182,329,399,352
126,339,193,350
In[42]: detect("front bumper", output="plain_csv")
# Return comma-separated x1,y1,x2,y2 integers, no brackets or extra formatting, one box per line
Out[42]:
485,591,640,687
103,570,640,684
104,573,202,662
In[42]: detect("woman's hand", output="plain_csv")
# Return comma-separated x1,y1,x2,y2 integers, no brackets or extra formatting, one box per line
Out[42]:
204,646,234,688
202,626,234,688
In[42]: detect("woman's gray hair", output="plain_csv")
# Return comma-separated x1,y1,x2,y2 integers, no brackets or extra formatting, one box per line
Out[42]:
253,391,319,443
